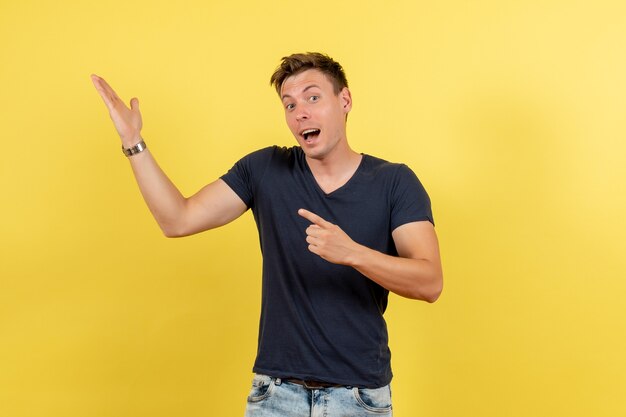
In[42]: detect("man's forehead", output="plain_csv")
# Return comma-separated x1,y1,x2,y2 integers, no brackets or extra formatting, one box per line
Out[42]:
281,69,332,97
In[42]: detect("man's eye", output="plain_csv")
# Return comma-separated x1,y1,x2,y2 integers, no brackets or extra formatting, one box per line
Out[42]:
309,95,319,102
286,103,295,110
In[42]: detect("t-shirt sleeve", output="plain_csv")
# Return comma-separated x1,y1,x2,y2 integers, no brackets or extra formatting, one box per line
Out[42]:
390,164,434,230
220,147,274,209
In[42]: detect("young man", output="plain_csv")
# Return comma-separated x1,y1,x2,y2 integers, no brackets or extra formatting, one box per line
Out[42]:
91,52,443,417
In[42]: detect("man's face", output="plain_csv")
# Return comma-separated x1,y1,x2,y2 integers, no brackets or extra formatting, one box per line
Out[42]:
280,69,352,160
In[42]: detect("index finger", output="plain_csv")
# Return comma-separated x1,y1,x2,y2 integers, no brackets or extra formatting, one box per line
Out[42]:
298,208,331,227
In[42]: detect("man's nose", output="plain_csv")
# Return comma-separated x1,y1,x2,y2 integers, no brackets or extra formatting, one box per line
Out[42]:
295,106,310,121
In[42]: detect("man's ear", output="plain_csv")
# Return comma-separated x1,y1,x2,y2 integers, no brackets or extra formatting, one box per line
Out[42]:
340,87,352,114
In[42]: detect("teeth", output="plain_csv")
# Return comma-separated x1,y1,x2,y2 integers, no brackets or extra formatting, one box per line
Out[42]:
302,129,320,140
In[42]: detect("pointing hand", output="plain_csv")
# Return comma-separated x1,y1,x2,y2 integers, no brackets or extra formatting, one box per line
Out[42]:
298,208,360,266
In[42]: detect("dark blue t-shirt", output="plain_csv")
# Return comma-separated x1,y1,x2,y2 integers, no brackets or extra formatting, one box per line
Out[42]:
221,146,433,388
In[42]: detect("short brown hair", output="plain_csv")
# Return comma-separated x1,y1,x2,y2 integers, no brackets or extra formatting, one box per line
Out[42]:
270,52,349,97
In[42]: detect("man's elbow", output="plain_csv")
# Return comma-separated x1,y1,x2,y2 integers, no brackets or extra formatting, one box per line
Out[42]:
424,285,443,303
160,221,189,238
416,273,443,303
163,229,184,238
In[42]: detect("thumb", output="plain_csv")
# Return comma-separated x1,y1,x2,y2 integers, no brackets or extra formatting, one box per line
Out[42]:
130,97,139,110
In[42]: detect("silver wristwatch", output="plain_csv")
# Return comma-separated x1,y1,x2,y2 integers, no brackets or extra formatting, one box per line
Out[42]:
122,139,147,157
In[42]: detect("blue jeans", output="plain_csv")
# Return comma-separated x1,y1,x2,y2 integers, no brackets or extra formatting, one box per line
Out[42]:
244,374,393,416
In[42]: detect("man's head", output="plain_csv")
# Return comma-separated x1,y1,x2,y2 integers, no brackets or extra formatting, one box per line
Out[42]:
271,53,352,159
271,53,353,161
270,52,348,97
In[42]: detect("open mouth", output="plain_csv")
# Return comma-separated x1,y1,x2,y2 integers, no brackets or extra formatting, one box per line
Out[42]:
301,128,321,141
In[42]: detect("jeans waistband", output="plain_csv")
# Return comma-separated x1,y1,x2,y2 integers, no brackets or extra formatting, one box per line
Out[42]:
283,378,345,389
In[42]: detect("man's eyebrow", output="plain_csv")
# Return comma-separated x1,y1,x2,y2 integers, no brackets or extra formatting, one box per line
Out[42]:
281,84,322,100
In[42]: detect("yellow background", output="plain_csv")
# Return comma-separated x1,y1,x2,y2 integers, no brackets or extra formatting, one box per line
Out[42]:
1,0,625,416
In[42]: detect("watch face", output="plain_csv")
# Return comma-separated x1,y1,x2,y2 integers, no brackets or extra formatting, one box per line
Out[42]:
123,140,146,156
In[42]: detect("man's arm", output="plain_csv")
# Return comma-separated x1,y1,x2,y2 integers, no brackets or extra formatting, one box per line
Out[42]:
298,209,443,302
91,74,247,237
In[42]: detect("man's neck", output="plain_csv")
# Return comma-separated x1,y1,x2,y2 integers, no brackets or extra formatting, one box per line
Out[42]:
305,144,362,194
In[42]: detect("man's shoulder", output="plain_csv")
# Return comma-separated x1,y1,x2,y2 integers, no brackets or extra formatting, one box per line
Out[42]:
362,153,412,177
228,146,303,180
241,145,301,161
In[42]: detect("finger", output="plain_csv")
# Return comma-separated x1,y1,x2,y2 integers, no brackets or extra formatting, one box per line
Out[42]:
298,208,331,227
130,97,139,111
91,75,114,108
90,74,112,98
305,224,322,236
91,75,121,110
307,243,321,256
94,75,121,100
91,74,123,104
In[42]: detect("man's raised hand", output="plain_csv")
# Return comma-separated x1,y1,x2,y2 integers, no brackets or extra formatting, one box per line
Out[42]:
91,74,143,146
298,208,361,266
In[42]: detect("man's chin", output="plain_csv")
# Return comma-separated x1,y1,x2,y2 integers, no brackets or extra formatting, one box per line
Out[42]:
300,146,327,160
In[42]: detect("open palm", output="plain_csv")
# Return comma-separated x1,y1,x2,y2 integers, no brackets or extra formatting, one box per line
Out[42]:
91,74,143,144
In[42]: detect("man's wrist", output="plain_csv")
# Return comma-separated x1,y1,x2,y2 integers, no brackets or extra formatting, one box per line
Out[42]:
122,137,147,157
345,243,369,268
121,135,143,149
